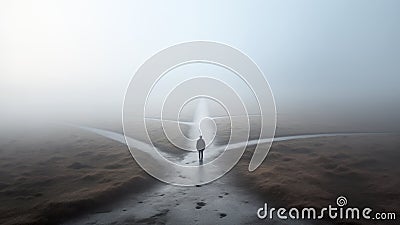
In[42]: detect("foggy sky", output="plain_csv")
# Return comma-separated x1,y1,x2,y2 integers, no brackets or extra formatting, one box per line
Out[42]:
1,0,399,131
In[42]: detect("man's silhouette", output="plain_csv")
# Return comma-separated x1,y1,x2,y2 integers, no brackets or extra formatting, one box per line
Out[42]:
196,135,206,162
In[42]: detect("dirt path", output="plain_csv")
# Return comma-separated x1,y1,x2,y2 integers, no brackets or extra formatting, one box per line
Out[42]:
64,126,378,224
64,170,316,225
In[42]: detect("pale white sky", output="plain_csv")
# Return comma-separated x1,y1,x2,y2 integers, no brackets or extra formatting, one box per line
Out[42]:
1,0,399,129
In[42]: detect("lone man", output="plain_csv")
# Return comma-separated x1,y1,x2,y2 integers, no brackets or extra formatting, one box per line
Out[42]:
196,135,206,162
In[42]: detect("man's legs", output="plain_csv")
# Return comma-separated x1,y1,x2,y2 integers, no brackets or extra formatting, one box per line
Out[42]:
200,150,204,161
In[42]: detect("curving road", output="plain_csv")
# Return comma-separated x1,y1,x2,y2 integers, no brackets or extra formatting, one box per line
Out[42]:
64,126,382,225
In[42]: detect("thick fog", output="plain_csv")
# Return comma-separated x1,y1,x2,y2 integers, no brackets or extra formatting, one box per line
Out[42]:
1,0,399,133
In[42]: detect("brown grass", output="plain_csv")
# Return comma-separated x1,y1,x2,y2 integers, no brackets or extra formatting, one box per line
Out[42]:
0,127,154,225
236,134,400,224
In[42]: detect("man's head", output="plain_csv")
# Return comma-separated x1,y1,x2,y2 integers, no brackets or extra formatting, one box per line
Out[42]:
199,135,202,139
